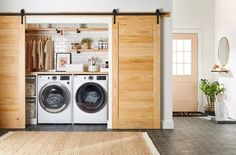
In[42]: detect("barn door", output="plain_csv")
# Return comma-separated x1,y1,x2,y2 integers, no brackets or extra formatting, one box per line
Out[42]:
112,16,160,129
0,16,25,128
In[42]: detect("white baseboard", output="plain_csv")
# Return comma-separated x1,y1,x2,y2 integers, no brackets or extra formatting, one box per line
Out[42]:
161,119,174,129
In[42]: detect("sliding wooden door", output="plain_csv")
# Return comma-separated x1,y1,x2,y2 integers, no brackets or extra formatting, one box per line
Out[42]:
112,16,160,129
0,16,25,128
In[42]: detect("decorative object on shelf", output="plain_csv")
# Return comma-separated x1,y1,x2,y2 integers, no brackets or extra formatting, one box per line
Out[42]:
100,61,109,72
200,79,225,116
80,24,87,28
88,57,99,72
71,43,81,50
211,64,229,73
56,53,72,72
211,37,230,73
64,64,84,72
81,38,93,49
96,39,109,50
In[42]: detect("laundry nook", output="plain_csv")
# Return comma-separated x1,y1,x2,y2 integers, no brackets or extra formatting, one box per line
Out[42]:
25,17,111,127
0,10,170,130
2,1,236,154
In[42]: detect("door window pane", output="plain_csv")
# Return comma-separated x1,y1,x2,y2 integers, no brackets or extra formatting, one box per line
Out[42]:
176,40,184,51
172,39,192,76
177,64,184,75
184,40,191,51
173,52,177,63
184,52,191,63
176,52,184,63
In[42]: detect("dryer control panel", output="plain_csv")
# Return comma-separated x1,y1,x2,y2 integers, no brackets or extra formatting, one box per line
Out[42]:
97,76,106,80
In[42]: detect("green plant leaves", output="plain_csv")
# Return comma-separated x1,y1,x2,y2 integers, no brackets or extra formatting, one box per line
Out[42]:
199,79,225,106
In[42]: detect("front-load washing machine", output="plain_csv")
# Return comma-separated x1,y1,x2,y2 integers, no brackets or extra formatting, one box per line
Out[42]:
37,75,73,124
73,75,108,124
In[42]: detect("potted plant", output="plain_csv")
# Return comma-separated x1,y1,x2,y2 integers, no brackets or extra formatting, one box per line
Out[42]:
81,38,92,49
199,79,225,115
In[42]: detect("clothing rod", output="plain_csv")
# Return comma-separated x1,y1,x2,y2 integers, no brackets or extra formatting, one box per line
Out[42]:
26,34,52,35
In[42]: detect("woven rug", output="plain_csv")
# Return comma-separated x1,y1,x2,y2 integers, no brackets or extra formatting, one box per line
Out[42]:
0,131,159,155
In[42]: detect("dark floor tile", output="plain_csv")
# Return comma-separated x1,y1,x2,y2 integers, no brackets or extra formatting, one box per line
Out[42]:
1,117,236,155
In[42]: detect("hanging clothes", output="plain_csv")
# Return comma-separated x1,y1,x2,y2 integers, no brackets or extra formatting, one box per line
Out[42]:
32,40,38,71
44,38,55,71
26,36,55,72
37,39,44,70
28,40,33,72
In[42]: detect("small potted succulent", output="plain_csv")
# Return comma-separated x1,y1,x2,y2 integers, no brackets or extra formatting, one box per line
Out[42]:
200,79,225,115
81,38,92,49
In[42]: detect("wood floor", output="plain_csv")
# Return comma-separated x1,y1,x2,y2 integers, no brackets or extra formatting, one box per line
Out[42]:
1,117,236,155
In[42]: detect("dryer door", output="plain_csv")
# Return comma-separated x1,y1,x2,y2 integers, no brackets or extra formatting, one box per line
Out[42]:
76,82,107,113
39,82,70,113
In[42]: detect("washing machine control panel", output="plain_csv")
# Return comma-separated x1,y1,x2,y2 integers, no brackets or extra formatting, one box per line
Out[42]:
88,76,94,80
52,76,57,80
60,76,70,80
97,76,106,80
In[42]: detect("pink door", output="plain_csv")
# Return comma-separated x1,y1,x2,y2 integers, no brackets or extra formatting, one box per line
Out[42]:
172,33,198,112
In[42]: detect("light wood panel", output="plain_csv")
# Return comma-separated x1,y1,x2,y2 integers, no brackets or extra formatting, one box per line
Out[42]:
112,16,160,129
0,16,25,128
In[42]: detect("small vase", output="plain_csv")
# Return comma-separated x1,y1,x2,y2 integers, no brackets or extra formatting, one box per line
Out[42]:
215,94,227,120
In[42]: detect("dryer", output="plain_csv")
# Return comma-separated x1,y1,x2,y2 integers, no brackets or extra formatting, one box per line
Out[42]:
73,75,108,124
37,75,73,124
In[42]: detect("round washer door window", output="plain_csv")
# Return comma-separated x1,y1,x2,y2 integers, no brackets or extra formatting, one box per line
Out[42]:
76,82,107,113
39,82,70,113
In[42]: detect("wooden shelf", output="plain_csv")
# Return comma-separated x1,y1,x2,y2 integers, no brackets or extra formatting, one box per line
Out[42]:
26,27,108,32
71,49,108,53
211,69,229,73
26,71,108,76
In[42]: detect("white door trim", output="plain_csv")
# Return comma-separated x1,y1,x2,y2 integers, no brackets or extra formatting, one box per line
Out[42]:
172,29,203,112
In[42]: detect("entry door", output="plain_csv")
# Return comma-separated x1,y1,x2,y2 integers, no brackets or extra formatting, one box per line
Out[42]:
172,33,198,111
112,16,160,129
0,16,25,128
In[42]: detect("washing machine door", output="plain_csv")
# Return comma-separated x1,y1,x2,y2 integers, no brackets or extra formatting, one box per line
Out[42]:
76,82,107,113
39,82,70,113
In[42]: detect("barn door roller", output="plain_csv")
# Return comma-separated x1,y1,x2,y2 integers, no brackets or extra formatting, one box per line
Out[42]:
20,9,25,24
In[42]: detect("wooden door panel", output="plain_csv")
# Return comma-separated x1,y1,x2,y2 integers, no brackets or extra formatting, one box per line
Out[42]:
172,33,198,112
0,16,25,128
112,16,160,129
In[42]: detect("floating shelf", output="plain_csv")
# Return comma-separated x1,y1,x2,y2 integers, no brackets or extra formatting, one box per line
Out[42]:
71,49,108,53
26,71,108,76
211,69,229,73
26,27,108,32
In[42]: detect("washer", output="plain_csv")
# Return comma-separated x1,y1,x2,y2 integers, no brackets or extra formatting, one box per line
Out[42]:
37,75,73,124
73,75,108,124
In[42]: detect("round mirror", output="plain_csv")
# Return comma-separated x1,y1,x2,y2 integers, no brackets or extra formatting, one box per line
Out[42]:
218,37,230,66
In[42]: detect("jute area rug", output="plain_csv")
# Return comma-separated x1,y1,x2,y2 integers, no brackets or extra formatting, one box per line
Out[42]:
0,131,159,155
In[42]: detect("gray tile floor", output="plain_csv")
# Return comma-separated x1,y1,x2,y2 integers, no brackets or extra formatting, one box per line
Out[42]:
1,117,236,155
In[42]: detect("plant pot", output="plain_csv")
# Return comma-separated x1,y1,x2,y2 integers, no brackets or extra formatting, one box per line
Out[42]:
82,43,91,49
204,105,215,116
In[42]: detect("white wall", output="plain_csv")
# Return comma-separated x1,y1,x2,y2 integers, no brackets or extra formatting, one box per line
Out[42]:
0,0,174,128
173,0,215,111
215,0,236,119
